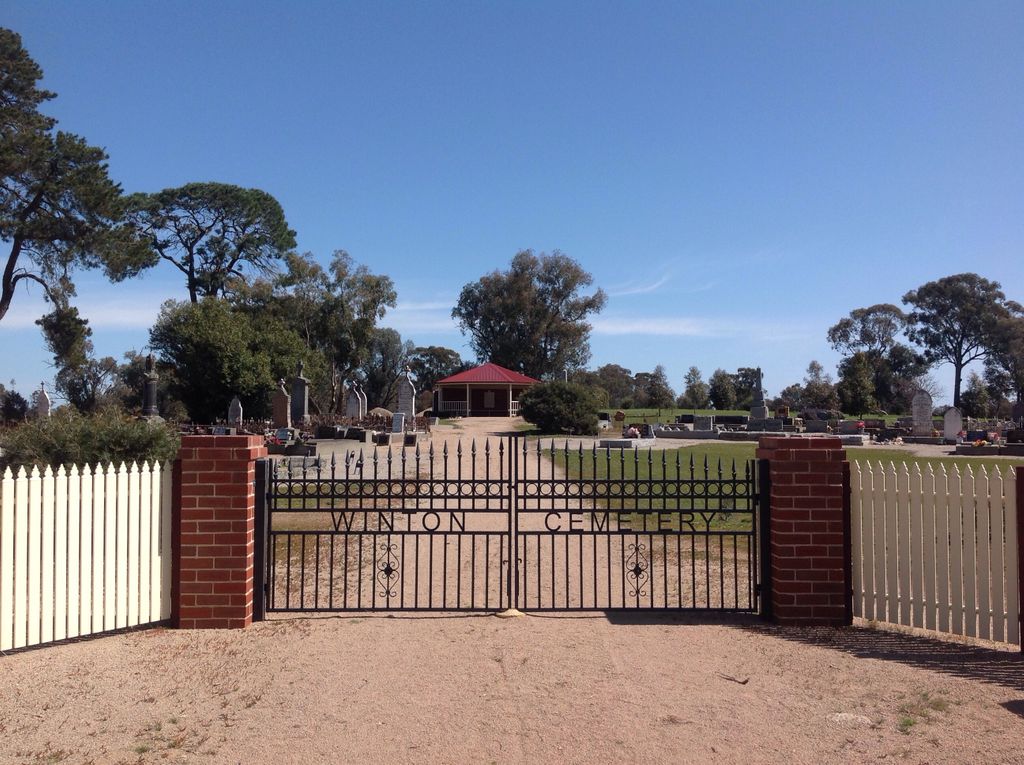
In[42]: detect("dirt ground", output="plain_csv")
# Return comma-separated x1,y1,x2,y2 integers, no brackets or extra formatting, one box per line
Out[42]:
2,614,1023,765
3,418,1022,765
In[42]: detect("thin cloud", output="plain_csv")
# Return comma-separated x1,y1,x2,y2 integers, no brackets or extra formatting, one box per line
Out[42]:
592,316,722,337
592,314,814,343
380,301,460,335
1,294,163,329
391,299,453,311
608,274,671,297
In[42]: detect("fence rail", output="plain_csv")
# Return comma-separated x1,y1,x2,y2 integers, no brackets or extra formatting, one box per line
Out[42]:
851,461,1020,647
0,461,172,652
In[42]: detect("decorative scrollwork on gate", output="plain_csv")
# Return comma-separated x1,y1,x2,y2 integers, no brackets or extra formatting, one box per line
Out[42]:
376,542,400,598
625,543,649,598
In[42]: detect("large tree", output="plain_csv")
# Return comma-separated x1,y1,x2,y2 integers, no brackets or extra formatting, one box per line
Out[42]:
232,251,396,412
827,303,926,413
452,250,606,379
984,306,1024,406
827,304,908,356
408,346,466,392
678,366,710,409
125,182,296,303
0,28,149,324
358,327,415,410
836,352,877,416
590,364,635,408
801,360,839,410
35,300,119,412
633,365,675,409
708,368,737,410
149,298,318,422
903,274,1008,408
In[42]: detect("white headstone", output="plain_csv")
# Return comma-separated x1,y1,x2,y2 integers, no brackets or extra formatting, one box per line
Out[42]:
345,381,361,419
36,382,51,418
943,407,963,441
397,369,416,422
356,384,368,418
228,396,243,428
911,390,934,436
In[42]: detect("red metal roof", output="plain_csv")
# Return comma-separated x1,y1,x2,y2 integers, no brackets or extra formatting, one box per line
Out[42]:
435,362,541,386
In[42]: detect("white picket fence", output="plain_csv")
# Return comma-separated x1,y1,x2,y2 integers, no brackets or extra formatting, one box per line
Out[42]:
0,462,173,652
851,461,1020,646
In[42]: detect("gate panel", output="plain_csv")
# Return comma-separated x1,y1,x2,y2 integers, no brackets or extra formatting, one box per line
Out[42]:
266,441,512,612
264,437,763,614
514,441,761,611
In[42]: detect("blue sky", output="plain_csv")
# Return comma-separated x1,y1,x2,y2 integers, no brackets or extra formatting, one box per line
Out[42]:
2,1,1022,405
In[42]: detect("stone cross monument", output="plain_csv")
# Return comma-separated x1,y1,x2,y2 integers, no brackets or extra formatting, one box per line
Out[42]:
291,360,310,426
749,367,769,420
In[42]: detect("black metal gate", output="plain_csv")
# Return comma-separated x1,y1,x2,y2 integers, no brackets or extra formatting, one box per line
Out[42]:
259,437,768,615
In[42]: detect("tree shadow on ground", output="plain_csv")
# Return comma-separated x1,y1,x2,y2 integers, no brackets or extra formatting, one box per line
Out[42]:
738,623,1024,694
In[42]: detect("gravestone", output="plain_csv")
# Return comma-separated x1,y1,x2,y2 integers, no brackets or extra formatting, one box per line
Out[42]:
396,368,416,421
694,415,714,431
291,360,310,426
391,412,405,433
838,420,863,435
355,384,368,418
36,382,50,418
141,353,160,419
272,379,291,428
228,396,243,428
943,407,963,441
749,367,770,421
1012,399,1024,424
345,381,361,419
911,390,934,436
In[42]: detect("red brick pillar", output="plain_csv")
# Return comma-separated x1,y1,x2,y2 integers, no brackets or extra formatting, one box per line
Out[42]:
175,435,267,629
757,436,850,626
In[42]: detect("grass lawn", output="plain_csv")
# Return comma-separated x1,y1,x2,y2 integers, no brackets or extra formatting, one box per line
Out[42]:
556,441,1022,478
599,408,749,424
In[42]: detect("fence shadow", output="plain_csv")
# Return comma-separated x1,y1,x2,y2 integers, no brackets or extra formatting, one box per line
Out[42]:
739,623,1024,692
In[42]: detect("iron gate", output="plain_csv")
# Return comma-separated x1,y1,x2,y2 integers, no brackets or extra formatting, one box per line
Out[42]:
259,437,769,614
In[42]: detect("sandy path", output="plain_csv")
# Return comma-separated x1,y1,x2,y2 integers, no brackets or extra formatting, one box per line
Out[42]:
2,614,1023,764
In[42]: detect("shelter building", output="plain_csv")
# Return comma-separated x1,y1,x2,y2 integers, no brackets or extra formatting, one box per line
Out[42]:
433,362,540,417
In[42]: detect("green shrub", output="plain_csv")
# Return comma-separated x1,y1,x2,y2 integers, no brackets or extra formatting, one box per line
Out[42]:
0,409,180,469
519,382,600,435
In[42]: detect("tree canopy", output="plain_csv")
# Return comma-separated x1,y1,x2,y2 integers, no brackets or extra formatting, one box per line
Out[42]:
125,182,296,303
827,304,908,356
231,250,396,412
452,250,606,379
678,366,710,409
0,28,149,324
903,273,1008,408
149,298,318,423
